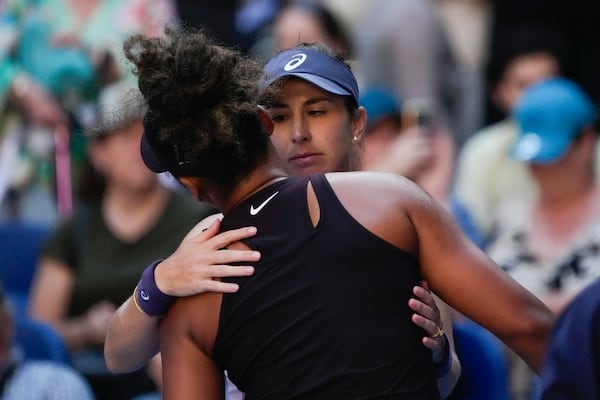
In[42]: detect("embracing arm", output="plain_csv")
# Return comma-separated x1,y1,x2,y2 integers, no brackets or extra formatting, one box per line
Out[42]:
407,182,555,372
159,293,224,400
104,217,260,373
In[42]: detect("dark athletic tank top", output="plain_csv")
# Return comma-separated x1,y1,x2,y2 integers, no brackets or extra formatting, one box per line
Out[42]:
213,174,439,399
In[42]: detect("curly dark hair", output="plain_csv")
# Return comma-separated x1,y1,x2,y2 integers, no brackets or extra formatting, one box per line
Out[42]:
123,26,271,186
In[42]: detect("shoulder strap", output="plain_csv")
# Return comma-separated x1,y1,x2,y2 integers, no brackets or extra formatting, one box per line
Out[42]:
307,173,343,223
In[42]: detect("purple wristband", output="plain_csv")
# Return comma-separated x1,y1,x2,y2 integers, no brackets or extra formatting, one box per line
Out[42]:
136,260,177,317
435,333,452,379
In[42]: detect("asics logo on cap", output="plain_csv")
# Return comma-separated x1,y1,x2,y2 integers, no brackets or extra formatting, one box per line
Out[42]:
284,54,307,71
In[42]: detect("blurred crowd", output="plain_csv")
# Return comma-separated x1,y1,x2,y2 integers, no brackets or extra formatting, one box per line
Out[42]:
1,0,600,399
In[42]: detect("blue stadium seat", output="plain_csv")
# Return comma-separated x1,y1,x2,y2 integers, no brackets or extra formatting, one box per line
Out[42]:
0,221,51,315
14,315,71,365
450,319,510,400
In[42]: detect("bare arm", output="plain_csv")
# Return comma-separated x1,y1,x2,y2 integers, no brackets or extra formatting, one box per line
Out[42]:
328,171,553,372
406,181,554,372
160,294,224,400
104,217,260,373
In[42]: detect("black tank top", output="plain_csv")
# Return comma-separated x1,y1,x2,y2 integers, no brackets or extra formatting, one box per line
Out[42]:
214,174,439,399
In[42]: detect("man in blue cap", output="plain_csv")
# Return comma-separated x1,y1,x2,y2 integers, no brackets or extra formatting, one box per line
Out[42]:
486,76,600,400
511,77,597,163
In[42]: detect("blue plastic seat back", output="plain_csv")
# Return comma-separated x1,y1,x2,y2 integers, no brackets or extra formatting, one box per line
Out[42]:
451,319,510,400
14,315,71,365
0,222,51,313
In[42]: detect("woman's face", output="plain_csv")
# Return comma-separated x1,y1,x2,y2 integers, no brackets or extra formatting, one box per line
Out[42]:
266,78,365,176
494,52,559,113
89,118,158,191
273,8,329,52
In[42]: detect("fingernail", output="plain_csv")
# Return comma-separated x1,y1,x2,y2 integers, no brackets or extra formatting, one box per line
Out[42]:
248,227,257,234
252,251,261,259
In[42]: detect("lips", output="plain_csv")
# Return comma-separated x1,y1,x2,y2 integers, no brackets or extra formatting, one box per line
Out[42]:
289,152,322,168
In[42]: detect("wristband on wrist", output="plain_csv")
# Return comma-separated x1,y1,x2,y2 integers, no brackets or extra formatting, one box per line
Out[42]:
134,260,176,318
435,332,452,379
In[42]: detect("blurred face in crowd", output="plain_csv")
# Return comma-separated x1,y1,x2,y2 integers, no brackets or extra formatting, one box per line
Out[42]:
266,78,366,176
528,130,595,184
272,6,349,56
360,116,401,171
274,7,327,50
493,52,559,113
89,118,159,192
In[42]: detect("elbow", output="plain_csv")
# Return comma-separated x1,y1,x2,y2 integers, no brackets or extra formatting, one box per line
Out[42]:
499,305,556,371
104,346,142,374
104,343,128,373
103,333,142,374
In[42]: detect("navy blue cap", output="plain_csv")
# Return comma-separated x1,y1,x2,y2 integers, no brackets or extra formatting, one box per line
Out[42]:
140,131,167,173
259,48,359,104
140,128,199,176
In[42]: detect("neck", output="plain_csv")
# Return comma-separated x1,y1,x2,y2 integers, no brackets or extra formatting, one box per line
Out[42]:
102,182,170,241
536,173,595,208
212,157,289,214
104,182,167,212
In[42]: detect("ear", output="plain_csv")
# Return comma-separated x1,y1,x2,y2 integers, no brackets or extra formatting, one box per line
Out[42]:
351,106,368,143
178,176,202,199
257,106,274,137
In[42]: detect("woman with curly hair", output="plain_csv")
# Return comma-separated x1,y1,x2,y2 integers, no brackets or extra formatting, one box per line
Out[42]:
117,27,552,399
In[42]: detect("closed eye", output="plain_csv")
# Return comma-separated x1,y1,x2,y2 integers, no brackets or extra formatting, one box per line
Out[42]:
270,113,288,123
308,110,325,117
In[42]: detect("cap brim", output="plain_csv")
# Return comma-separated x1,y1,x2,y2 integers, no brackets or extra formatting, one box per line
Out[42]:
511,131,571,164
284,72,352,97
140,132,167,173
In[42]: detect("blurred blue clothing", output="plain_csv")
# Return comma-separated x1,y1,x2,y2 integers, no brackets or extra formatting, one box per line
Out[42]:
2,359,94,400
537,278,600,399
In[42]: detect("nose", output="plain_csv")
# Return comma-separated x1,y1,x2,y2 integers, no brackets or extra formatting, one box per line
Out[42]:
291,117,310,143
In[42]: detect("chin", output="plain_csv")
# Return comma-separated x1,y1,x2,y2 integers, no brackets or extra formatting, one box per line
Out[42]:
293,165,322,177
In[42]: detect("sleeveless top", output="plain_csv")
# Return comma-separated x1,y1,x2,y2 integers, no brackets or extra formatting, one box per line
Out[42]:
213,174,439,399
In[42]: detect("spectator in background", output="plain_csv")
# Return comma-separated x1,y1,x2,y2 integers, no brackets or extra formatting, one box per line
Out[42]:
249,0,352,60
486,77,600,400
353,0,460,146
358,86,454,207
0,279,94,400
359,86,483,247
27,81,215,400
537,277,600,399
0,0,176,225
488,0,600,121
453,26,569,243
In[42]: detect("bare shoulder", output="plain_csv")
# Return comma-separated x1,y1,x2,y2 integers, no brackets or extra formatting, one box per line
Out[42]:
161,292,222,355
324,171,431,208
321,171,430,252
